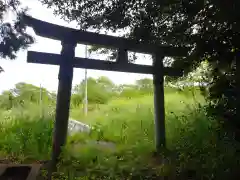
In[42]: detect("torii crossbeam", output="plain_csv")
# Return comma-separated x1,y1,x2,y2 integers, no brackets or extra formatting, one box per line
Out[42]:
23,15,189,177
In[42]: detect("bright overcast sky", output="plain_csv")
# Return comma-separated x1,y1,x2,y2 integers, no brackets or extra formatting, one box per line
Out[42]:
0,0,153,93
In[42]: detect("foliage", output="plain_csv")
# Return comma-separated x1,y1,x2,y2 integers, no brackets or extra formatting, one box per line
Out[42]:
66,93,240,179
71,93,83,108
0,82,56,110
0,77,154,111
40,0,239,129
72,76,155,104
0,116,54,162
207,62,237,128
0,89,240,179
0,0,33,72
135,78,153,94
118,84,142,99
0,90,15,109
73,76,116,104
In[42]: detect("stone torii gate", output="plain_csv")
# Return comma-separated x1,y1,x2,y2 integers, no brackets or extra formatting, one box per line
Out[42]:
23,15,188,174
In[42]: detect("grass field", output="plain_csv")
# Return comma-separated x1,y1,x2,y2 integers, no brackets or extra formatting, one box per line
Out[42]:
0,87,240,179
70,88,205,145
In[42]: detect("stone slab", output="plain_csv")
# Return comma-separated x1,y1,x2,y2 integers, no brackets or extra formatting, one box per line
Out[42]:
0,163,42,180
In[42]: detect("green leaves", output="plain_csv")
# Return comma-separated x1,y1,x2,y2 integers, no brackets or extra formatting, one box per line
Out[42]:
0,0,34,58
73,76,116,105
0,82,56,110
0,0,34,73
39,0,238,127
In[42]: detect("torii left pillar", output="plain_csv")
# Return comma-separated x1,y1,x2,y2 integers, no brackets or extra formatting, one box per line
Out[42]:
48,41,76,179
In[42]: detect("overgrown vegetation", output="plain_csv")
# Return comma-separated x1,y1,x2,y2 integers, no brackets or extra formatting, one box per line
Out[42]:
0,0,239,179
0,79,239,179
1,0,238,129
40,0,238,130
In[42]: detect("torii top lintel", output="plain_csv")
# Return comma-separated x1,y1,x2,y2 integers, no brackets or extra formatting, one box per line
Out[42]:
23,15,189,57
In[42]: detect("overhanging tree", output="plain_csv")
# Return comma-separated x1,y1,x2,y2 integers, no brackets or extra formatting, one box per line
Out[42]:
0,0,33,72
40,0,238,127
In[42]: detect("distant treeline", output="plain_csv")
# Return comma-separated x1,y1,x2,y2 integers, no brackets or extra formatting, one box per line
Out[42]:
0,76,202,110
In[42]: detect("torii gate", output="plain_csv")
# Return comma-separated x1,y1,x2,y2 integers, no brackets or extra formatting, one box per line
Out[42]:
23,15,188,174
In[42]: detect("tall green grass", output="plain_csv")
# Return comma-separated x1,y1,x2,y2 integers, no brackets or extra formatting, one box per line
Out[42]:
0,115,54,162
0,89,239,179
68,90,240,179
68,103,240,179
70,89,204,144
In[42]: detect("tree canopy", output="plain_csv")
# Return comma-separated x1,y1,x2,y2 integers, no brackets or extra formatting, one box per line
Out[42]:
0,82,55,109
73,76,117,104
0,0,33,63
40,0,238,127
40,0,238,70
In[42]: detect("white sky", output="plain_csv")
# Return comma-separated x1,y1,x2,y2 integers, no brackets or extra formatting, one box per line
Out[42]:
0,0,153,93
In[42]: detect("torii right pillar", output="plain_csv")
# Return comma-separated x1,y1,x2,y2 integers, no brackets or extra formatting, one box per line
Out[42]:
153,52,166,151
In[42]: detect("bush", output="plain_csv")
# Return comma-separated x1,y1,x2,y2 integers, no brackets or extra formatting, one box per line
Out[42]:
206,65,237,129
0,116,54,162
